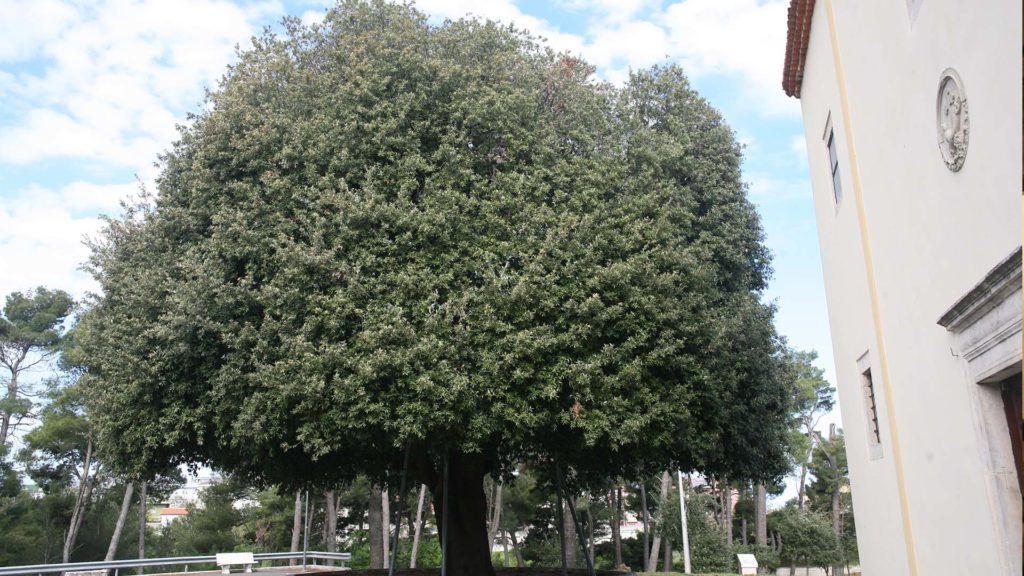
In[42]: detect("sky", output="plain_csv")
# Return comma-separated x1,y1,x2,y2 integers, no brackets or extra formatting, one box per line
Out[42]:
0,0,839,459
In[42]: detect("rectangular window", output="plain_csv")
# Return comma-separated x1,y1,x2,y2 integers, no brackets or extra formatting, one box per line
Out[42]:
827,129,843,206
857,351,883,460
862,369,881,444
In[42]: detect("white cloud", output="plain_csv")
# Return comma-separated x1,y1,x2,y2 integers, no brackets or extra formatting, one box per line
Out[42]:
0,179,142,300
661,0,798,115
0,0,285,169
581,20,671,70
412,0,585,54
0,0,80,62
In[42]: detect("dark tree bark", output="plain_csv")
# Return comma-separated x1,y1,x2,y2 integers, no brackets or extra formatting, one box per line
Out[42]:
431,451,495,576
369,486,385,569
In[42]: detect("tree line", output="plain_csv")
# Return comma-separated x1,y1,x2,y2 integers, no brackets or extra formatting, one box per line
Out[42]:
1,287,855,571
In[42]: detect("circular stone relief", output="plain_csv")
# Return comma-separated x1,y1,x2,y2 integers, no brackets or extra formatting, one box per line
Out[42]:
936,68,969,171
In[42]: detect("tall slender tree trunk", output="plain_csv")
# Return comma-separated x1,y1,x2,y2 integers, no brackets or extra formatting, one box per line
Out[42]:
381,488,390,565
662,537,672,572
509,528,525,568
611,487,623,569
831,487,843,576
104,482,135,560
585,505,594,568
289,491,302,566
755,483,768,547
640,481,650,572
325,490,337,565
137,481,147,573
63,432,94,563
0,366,19,448
646,471,670,572
562,498,577,569
369,486,385,569
410,484,426,568
0,351,31,450
487,483,503,550
722,476,733,547
431,450,495,576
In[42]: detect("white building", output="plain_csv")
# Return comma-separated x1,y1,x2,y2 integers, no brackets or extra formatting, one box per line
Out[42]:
782,1,1021,575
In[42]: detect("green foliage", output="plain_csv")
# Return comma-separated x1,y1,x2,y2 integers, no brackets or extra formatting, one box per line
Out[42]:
19,384,93,492
82,0,789,499
770,506,840,570
0,287,74,350
1,287,75,452
684,493,731,573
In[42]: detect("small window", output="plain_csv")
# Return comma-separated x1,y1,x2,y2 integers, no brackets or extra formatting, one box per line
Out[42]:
862,369,881,445
826,129,843,206
858,351,883,460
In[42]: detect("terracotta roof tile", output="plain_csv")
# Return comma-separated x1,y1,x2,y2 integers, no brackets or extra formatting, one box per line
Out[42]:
782,0,817,98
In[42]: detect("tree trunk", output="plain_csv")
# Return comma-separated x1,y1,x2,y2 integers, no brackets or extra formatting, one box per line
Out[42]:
586,505,594,568
509,528,525,568
797,428,814,510
289,490,302,566
431,451,495,576
325,490,337,565
369,486,385,569
487,483,503,550
138,481,147,573
410,484,426,568
662,536,672,572
640,482,650,572
646,471,670,571
722,476,733,547
562,498,577,569
611,487,623,569
755,483,768,547
105,482,135,560
381,488,390,565
63,432,94,562
0,366,18,449
502,526,510,567
742,517,747,546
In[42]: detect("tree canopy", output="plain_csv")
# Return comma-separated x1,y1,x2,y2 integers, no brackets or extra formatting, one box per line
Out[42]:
79,1,791,572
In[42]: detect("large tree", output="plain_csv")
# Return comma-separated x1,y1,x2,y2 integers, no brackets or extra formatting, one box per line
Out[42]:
79,2,790,574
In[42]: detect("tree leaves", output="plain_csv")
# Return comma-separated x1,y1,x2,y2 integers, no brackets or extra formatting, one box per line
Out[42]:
80,0,791,492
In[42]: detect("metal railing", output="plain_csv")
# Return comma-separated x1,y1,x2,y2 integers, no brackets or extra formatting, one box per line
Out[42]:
0,552,351,576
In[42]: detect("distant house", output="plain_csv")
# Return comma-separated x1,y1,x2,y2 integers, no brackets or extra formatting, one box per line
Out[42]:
159,507,189,527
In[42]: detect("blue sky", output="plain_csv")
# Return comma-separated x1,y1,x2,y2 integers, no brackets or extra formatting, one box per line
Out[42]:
0,0,837,431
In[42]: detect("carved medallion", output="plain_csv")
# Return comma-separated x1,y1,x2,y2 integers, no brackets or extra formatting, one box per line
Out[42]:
936,69,969,171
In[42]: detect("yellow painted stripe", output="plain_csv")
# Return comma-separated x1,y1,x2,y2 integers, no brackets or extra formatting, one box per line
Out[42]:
821,1,920,574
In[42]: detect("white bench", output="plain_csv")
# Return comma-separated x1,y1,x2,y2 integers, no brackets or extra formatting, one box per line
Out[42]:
216,552,257,574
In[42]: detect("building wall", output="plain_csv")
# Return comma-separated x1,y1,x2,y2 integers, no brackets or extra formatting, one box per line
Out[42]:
796,1,1021,575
